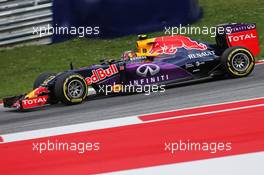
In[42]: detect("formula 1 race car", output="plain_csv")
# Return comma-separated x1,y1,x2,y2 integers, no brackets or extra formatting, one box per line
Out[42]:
3,23,260,110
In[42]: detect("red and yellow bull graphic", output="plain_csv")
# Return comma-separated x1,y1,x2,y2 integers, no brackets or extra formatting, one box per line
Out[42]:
25,87,49,99
136,36,207,56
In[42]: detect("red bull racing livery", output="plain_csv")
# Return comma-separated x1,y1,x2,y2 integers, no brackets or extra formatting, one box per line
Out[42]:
138,35,208,56
3,23,260,110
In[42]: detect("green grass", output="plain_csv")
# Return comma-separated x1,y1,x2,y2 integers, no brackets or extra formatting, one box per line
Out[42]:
0,0,263,98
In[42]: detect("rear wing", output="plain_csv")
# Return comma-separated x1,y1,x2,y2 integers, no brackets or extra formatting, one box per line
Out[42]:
216,23,260,57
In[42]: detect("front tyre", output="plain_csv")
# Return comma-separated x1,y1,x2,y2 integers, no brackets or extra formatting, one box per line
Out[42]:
33,72,56,89
33,72,58,104
54,73,88,105
221,47,255,78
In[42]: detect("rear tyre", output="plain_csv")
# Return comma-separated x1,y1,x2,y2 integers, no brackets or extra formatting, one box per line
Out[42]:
54,73,88,105
221,47,255,78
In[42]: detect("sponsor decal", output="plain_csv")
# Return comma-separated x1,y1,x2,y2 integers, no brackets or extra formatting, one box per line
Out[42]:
22,96,48,109
185,61,205,69
43,76,55,85
129,56,146,61
247,24,256,30
195,61,202,67
192,69,200,73
131,63,170,85
188,51,215,59
22,97,47,106
227,24,256,33
136,64,160,77
228,33,256,42
12,101,21,109
149,36,207,55
185,63,194,69
85,64,118,85
129,75,169,85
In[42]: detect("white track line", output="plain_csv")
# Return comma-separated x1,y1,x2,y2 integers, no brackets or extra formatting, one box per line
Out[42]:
136,96,264,119
142,103,264,123
0,117,141,143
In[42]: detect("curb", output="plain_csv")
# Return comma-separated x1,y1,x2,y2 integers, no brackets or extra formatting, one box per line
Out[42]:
256,59,264,64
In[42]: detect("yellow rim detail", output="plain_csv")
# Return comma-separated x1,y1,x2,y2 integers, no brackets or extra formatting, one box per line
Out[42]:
226,48,254,76
63,75,87,102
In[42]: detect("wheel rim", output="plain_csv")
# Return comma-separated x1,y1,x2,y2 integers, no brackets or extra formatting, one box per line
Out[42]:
67,79,84,98
232,53,250,72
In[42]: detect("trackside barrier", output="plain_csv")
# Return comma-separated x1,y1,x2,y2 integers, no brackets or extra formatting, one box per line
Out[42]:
0,0,52,48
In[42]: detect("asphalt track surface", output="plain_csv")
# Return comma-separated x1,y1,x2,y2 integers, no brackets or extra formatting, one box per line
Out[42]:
0,64,263,134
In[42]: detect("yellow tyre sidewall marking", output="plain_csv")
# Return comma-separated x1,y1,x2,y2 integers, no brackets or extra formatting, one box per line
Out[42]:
63,75,88,103
227,49,254,76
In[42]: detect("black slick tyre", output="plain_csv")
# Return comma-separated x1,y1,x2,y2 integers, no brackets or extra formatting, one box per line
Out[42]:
54,72,88,105
221,46,255,78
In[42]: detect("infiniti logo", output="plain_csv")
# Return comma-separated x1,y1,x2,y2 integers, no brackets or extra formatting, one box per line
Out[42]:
136,64,160,77
247,24,256,30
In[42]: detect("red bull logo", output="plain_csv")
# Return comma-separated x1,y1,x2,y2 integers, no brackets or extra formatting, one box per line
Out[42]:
149,36,207,55
85,64,119,85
